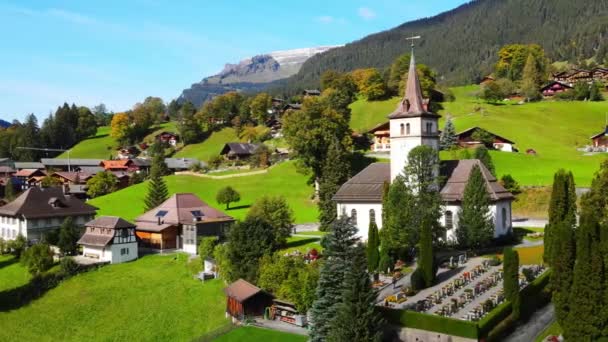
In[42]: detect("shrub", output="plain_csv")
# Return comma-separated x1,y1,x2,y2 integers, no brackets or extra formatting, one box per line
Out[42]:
9,234,27,258
21,243,54,275
59,257,79,276
208,155,223,169
410,268,426,291
0,238,5,254
488,255,502,266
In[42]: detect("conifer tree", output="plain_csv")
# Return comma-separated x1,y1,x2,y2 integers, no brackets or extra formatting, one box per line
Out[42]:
551,220,575,328
58,217,81,256
327,244,384,342
318,139,351,231
367,221,380,273
473,145,495,176
456,164,494,249
144,154,169,211
521,53,542,101
418,215,435,288
310,216,359,342
503,247,520,319
381,174,415,256
440,116,458,150
544,170,576,264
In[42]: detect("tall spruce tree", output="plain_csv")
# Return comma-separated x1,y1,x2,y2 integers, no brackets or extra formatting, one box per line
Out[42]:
551,220,575,328
318,139,351,231
381,174,415,257
418,215,435,288
310,216,359,342
367,221,380,273
327,244,384,342
4,177,15,201
456,164,494,249
144,154,169,211
473,145,495,176
503,247,521,319
521,53,542,101
544,170,576,264
440,116,458,150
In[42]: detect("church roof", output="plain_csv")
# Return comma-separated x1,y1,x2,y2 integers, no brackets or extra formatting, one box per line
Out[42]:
333,160,513,204
388,50,440,120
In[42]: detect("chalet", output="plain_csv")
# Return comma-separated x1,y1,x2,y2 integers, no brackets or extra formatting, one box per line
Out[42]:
117,146,140,160
479,76,495,85
541,81,573,97
111,171,131,189
224,279,274,321
283,103,302,111
100,159,139,172
155,132,179,146
456,127,516,152
0,187,97,242
78,216,138,264
553,69,594,85
303,89,321,97
592,68,608,83
41,158,102,172
80,166,105,174
15,169,46,189
591,127,608,147
367,122,391,152
164,158,202,172
0,166,16,177
51,171,94,185
220,143,260,160
135,193,234,254
271,98,285,107
131,158,151,173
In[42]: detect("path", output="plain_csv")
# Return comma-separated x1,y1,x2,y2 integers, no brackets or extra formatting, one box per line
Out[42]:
503,304,555,342
293,223,320,233
175,169,268,179
513,218,548,228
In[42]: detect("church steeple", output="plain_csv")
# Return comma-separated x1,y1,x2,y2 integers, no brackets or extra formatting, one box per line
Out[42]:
388,49,434,118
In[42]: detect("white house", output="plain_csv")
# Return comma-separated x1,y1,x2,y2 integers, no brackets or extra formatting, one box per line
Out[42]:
334,49,513,243
78,216,138,264
0,187,97,242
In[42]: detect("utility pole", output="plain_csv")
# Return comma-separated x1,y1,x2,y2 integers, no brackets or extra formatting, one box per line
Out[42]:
16,147,72,172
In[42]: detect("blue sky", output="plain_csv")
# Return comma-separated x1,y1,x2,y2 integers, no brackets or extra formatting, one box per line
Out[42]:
0,0,467,122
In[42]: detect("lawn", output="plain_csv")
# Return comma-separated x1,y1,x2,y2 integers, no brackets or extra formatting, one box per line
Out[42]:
295,231,327,237
0,254,229,342
535,321,562,342
283,236,323,254
215,326,308,342
89,161,317,223
0,255,30,292
174,127,240,163
512,187,552,219
350,85,608,186
514,245,544,265
56,126,115,159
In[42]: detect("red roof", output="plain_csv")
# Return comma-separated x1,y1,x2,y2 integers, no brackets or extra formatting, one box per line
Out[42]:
100,160,132,170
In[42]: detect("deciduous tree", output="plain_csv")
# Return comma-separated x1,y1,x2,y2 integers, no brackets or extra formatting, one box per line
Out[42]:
226,217,275,283
247,196,294,248
58,217,81,256
215,186,240,210
21,243,54,275
86,171,118,198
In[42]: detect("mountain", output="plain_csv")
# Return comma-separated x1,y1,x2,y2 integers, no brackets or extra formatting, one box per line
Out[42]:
178,46,340,107
279,0,608,91
0,119,11,128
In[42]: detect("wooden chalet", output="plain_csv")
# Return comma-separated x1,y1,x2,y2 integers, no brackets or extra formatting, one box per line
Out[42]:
303,89,321,97
78,216,138,264
479,76,495,85
117,146,140,160
283,103,302,111
51,171,94,185
100,159,139,172
456,127,516,152
155,132,179,146
541,81,573,97
220,143,260,160
224,279,273,321
591,127,608,147
367,122,391,152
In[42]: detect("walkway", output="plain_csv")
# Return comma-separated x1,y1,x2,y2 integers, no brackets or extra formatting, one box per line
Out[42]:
503,304,555,342
175,169,268,179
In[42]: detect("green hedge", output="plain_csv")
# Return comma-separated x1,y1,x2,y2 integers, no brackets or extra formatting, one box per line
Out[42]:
380,307,479,339
478,301,512,336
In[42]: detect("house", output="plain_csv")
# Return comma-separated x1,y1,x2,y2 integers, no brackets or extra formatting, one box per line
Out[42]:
224,279,274,321
479,76,495,85
100,159,139,172
283,103,302,111
135,193,234,253
0,166,16,177
220,143,260,160
553,69,594,85
13,162,44,170
51,171,94,185
0,186,97,242
367,122,391,152
333,49,513,243
117,146,140,160
41,158,102,172
155,132,179,146
591,127,608,147
541,81,573,97
303,89,321,97
78,216,138,264
455,127,516,152
15,169,46,189
164,158,203,172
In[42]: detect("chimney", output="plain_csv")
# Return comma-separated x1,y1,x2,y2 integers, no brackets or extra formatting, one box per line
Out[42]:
157,216,161,225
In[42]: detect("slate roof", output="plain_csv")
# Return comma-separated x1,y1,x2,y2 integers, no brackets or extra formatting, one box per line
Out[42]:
14,162,44,170
41,158,102,167
131,158,152,167
77,233,113,247
79,166,105,174
333,163,389,202
86,216,135,229
164,158,202,170
0,166,16,174
220,143,259,156
456,127,516,144
0,187,97,219
224,279,265,302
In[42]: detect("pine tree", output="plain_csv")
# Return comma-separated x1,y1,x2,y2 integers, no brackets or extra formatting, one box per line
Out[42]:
327,244,384,342
310,216,359,342
456,164,494,249
440,116,458,150
367,221,380,273
473,145,495,176
521,53,542,101
144,154,169,211
318,139,351,231
503,247,520,319
551,220,575,328
418,215,435,288
381,174,415,256
545,170,576,264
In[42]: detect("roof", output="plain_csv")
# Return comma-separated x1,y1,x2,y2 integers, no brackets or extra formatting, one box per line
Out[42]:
77,233,113,247
135,193,234,227
15,169,44,177
131,158,152,167
86,216,135,229
0,166,15,173
304,89,321,95
52,171,93,183
41,158,102,167
100,160,132,169
456,127,516,144
590,126,608,139
14,162,44,169
220,143,259,156
79,166,105,174
440,160,514,203
135,221,174,232
224,279,264,302
367,121,390,134
540,81,573,91
164,158,202,170
333,163,389,202
0,186,97,219
388,50,441,120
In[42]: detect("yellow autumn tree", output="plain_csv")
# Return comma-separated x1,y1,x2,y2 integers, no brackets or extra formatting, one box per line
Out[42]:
350,68,386,100
110,112,131,144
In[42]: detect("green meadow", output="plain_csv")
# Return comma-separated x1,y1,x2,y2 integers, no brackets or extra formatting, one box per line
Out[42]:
174,127,241,163
215,326,308,342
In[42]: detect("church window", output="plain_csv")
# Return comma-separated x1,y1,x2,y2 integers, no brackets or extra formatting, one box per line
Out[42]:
369,209,376,224
406,123,411,135
426,122,433,133
445,211,453,230
400,123,404,136
502,208,507,230
351,209,358,225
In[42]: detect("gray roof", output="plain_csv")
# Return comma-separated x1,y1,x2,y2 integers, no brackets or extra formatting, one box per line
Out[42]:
14,162,44,169
79,166,105,174
220,143,259,156
0,186,97,219
164,158,203,170
86,216,135,229
41,158,102,167
333,163,389,202
131,158,152,167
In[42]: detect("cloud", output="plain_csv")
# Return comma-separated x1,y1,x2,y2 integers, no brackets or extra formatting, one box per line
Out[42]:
358,7,376,20
315,15,347,24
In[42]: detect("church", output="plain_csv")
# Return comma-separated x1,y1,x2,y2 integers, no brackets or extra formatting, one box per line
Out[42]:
333,49,514,242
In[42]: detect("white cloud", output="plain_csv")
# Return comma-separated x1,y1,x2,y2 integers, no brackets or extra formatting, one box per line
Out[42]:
358,7,376,20
316,15,335,24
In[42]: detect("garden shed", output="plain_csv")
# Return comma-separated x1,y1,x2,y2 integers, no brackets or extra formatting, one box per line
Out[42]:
224,279,273,321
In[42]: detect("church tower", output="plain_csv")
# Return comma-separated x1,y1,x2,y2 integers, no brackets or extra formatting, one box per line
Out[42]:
389,48,441,182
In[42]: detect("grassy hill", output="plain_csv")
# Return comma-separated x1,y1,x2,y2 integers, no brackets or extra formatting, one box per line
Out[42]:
0,254,228,341
173,127,240,163
350,86,608,186
89,161,317,223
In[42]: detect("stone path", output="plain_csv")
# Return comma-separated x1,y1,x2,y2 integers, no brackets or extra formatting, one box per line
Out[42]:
504,304,555,342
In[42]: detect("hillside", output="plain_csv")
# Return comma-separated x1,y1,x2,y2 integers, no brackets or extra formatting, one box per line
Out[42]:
0,119,10,128
280,0,608,91
350,87,608,186
173,127,240,162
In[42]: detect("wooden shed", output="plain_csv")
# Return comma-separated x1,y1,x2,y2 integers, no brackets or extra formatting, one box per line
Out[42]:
224,279,273,321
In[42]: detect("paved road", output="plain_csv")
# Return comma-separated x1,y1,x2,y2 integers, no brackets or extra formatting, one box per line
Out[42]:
513,218,548,228
503,304,555,342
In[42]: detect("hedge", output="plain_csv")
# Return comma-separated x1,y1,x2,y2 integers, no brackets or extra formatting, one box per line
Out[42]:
478,301,512,336
380,307,479,339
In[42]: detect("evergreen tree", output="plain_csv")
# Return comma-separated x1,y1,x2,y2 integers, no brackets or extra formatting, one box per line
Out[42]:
367,221,380,273
144,154,169,211
21,243,54,276
503,247,521,319
381,174,415,256
589,82,604,101
456,164,494,249
58,217,81,256
327,244,384,342
473,145,495,176
440,116,458,150
310,216,359,342
551,220,575,328
521,53,542,101
544,170,576,264
318,139,351,231
418,214,435,288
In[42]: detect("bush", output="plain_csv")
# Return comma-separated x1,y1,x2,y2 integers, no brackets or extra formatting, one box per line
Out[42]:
410,268,426,291
488,255,502,266
59,257,79,276
21,243,54,275
0,238,5,254
9,234,27,258
208,155,223,169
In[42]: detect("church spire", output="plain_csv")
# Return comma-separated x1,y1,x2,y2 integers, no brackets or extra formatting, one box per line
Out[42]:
404,49,426,114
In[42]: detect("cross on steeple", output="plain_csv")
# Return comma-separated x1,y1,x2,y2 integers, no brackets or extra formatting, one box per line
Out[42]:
405,35,421,48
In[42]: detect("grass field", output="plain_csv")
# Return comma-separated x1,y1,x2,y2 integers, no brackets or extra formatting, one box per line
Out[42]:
215,326,308,342
350,86,608,186
512,187,552,219
174,127,240,163
56,126,115,159
89,161,317,223
0,255,30,292
0,254,228,341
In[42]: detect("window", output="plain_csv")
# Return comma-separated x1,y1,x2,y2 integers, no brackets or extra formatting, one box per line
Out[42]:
400,123,405,136
121,229,128,238
426,122,433,134
502,208,507,230
350,209,357,225
445,211,453,230
369,209,376,224
406,123,411,135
